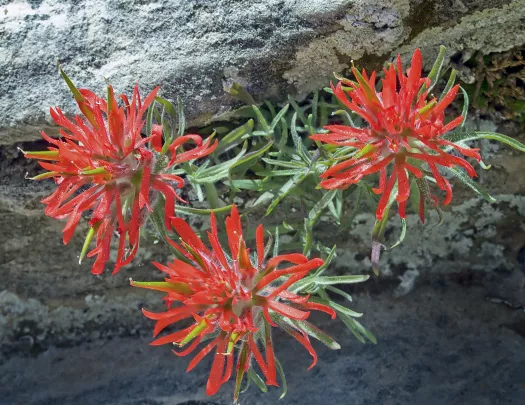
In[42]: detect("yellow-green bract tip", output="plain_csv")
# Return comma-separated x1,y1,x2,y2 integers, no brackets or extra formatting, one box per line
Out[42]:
58,64,85,104
79,226,96,264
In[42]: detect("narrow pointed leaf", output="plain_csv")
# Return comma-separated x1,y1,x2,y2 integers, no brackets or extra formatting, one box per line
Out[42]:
174,204,233,216
390,218,407,249
270,104,290,131
287,319,340,350
216,119,254,154
442,166,496,203
275,358,287,400
290,112,310,163
265,173,307,216
439,69,457,101
315,275,369,285
248,369,268,393
308,189,338,228
442,131,525,152
419,45,446,96
252,105,270,134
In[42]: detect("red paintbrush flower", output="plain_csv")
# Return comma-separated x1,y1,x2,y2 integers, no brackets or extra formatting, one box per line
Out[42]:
131,205,337,401
24,70,217,275
311,48,480,222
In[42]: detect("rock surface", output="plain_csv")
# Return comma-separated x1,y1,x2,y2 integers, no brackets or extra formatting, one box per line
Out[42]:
1,0,525,143
2,277,525,405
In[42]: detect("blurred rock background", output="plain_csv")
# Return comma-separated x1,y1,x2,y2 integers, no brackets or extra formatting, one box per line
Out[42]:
1,1,525,404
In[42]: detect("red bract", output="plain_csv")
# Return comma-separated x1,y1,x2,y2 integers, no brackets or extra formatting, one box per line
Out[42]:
24,73,217,275
131,205,337,401
311,48,480,221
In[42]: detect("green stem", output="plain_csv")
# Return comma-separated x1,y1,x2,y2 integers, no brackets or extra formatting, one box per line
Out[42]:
303,226,313,257
204,182,220,209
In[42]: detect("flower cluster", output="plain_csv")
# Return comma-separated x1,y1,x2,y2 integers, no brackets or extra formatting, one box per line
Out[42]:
24,46,523,402
24,72,217,274
132,205,338,401
312,49,480,222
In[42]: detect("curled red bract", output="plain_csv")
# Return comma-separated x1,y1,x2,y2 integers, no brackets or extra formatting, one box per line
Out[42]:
25,81,217,274
312,49,480,221
132,205,336,400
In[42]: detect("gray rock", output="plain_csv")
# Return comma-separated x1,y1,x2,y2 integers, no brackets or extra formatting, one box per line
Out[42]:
0,0,349,144
1,279,525,405
2,0,525,143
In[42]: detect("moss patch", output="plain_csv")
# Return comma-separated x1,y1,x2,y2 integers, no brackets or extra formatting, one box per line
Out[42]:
461,47,525,125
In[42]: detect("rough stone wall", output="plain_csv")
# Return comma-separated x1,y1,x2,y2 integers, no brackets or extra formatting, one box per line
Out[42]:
1,0,525,357
2,0,525,142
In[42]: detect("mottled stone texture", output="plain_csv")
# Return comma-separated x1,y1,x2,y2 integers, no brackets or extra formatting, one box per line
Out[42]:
1,0,525,143
1,1,525,404
2,281,525,405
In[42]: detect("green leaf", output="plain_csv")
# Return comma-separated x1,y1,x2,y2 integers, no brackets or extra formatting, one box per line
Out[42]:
440,69,457,101
290,112,311,163
419,45,446,96
223,179,264,191
228,81,256,105
229,141,274,177
273,226,280,257
154,96,178,119
291,245,337,293
323,86,334,94
339,186,363,232
150,195,169,240
307,189,338,228
371,181,398,274
58,65,85,103
309,296,362,318
234,343,249,402
459,85,469,126
340,313,366,343
332,109,355,126
192,142,248,183
288,319,341,350
288,95,308,126
350,318,377,344
216,119,254,154
261,158,305,169
256,169,305,177
253,191,275,207
302,218,313,257
148,196,192,264
415,176,444,225
79,225,96,264
270,104,290,131
278,117,289,151
315,275,370,285
390,218,407,249
203,182,220,209
145,101,154,138
275,358,288,400
442,131,525,152
265,100,277,120
248,369,267,393
315,244,337,276
352,68,381,105
340,315,377,344
174,204,233,216
264,173,308,216
176,96,185,138
442,166,496,203
252,105,271,134
326,286,353,302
